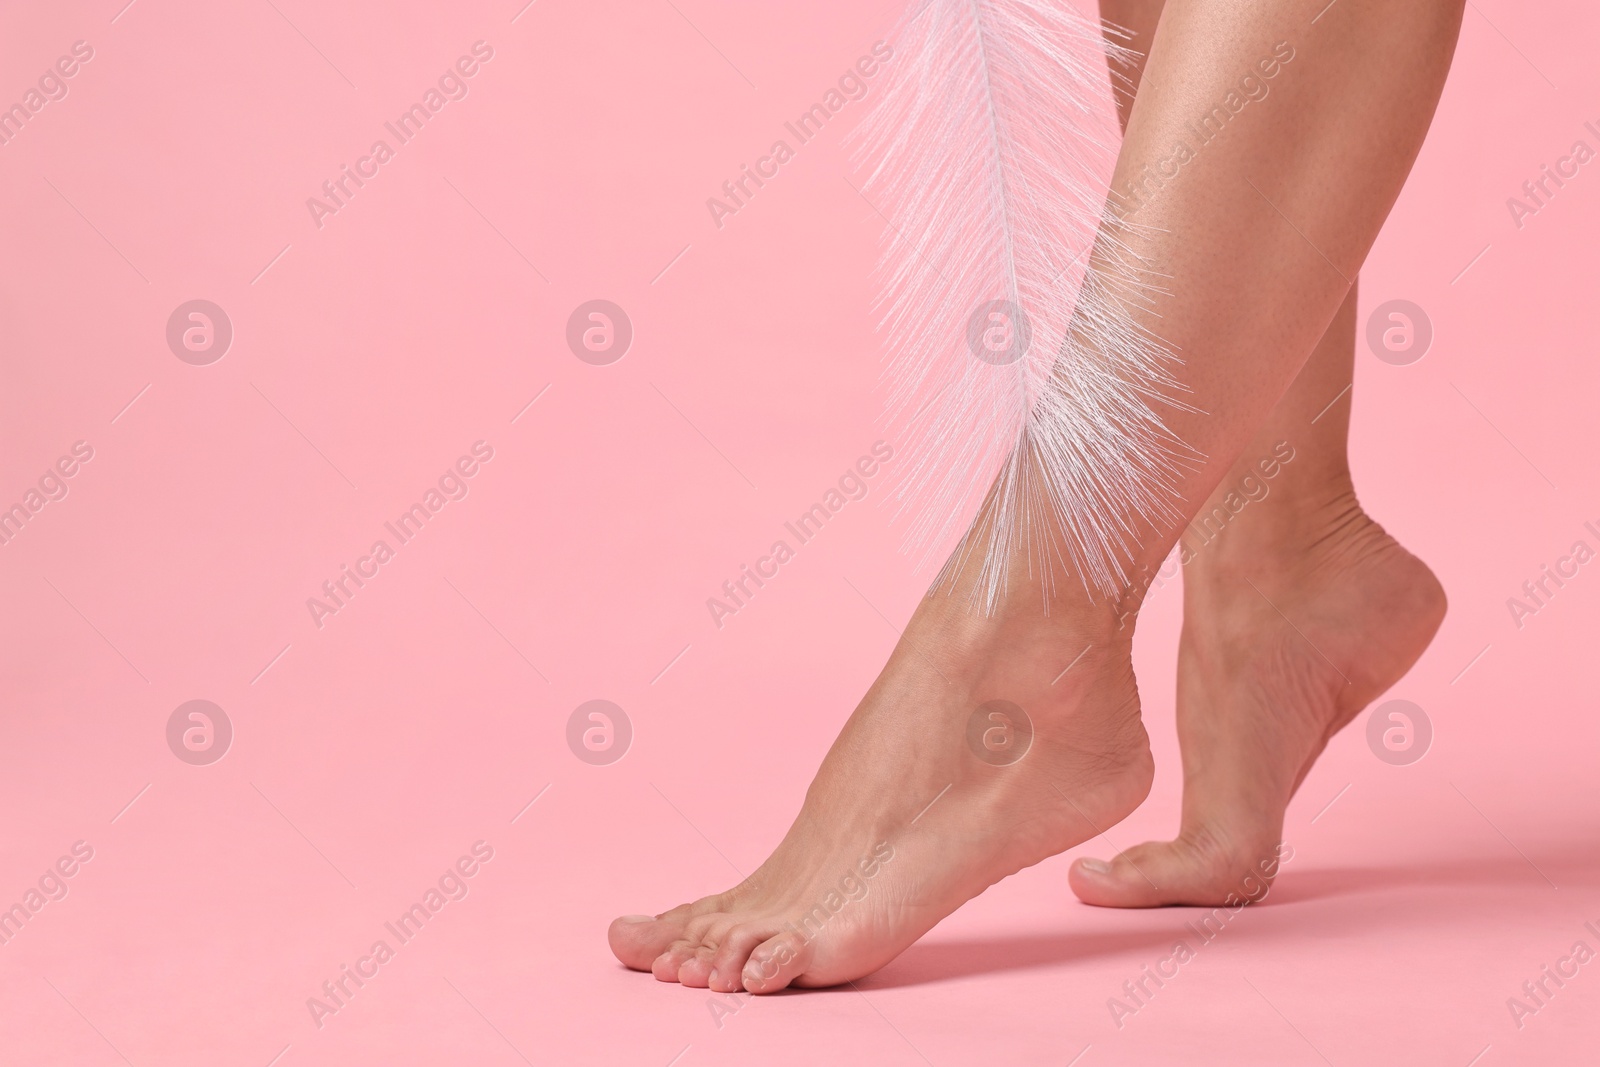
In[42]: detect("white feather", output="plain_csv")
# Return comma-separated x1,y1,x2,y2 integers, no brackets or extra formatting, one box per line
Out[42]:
851,0,1198,609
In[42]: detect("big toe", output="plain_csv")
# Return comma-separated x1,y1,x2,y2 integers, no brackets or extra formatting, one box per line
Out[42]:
608,914,685,970
1070,833,1279,908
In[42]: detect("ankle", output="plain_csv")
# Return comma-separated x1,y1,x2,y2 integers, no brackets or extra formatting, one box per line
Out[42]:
917,577,1130,652
924,530,1137,639
1184,477,1365,584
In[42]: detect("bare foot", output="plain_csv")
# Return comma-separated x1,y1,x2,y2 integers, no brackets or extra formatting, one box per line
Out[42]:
609,570,1153,993
1070,489,1446,906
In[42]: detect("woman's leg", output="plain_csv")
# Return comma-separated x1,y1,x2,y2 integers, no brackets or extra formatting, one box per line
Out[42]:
1072,0,1449,907
610,0,1464,992
1073,280,1451,906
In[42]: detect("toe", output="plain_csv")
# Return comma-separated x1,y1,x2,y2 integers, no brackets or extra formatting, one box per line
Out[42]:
677,946,716,988
609,913,687,971
1070,847,1169,907
651,939,699,982
611,895,732,971
709,923,779,993
675,913,741,987
1070,832,1282,908
743,930,814,994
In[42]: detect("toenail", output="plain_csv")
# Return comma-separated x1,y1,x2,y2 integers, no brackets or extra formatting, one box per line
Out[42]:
708,969,721,986
1079,858,1112,874
620,915,655,923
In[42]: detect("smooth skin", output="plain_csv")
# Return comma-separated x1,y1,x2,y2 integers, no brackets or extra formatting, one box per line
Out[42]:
1069,0,1449,906
611,0,1462,992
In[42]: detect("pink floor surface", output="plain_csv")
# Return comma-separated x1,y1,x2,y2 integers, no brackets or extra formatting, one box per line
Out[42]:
2,1,1598,1064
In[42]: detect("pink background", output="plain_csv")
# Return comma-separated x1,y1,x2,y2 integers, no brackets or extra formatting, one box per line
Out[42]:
2,0,1597,1063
